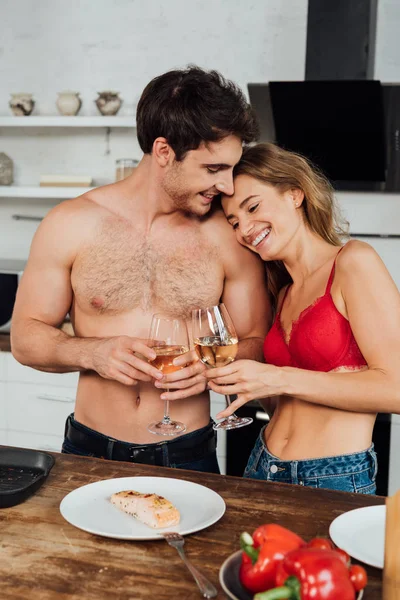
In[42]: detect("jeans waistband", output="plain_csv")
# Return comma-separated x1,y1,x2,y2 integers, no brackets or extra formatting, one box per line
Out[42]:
257,427,376,479
64,414,216,466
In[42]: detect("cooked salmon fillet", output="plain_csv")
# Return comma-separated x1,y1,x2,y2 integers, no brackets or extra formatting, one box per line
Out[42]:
110,490,180,529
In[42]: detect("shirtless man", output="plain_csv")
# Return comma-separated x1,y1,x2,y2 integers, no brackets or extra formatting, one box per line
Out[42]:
11,66,271,473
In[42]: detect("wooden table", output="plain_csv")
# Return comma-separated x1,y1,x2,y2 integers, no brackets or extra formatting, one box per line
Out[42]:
0,334,11,352
0,452,383,599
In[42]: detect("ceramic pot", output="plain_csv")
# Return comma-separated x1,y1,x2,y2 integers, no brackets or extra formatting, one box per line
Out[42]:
9,93,35,116
56,91,82,116
95,91,123,116
0,153,13,185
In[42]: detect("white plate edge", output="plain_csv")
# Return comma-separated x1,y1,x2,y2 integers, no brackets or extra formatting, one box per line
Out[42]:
329,504,385,569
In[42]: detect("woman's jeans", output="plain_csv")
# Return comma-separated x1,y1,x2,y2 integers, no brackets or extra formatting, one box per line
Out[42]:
244,426,377,494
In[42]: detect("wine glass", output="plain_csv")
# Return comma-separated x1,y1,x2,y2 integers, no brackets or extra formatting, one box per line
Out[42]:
147,314,190,436
192,303,253,430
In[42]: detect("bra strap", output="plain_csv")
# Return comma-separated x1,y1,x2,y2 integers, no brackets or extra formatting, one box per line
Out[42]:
325,245,346,294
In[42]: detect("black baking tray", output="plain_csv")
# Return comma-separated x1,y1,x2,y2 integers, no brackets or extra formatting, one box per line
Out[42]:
0,447,55,508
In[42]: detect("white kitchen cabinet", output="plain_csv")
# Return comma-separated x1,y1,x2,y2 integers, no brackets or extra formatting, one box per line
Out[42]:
6,431,64,453
0,352,5,379
0,380,7,444
210,391,227,474
4,353,79,387
1,353,227,471
0,353,8,445
389,414,400,495
5,382,76,445
0,430,8,445
3,353,78,452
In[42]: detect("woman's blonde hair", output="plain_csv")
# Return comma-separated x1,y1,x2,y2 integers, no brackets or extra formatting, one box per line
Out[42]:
233,143,349,307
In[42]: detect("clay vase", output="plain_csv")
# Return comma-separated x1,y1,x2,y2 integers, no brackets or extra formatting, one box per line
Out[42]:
0,153,14,185
56,91,82,116
95,91,123,116
9,93,35,116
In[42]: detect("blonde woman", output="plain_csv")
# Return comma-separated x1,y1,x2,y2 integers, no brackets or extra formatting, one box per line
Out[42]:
206,143,400,494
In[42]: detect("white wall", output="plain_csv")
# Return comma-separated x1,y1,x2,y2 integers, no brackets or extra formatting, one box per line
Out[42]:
0,0,399,260
0,0,309,113
0,0,309,259
375,0,400,81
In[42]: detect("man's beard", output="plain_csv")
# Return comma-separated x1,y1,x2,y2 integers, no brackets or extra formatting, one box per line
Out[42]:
162,170,209,216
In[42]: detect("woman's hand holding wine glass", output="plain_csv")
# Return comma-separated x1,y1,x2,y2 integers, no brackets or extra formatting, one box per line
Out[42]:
148,304,254,434
192,303,253,430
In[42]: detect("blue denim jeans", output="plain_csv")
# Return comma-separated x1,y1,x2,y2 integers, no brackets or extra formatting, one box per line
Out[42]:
244,426,377,494
62,415,220,474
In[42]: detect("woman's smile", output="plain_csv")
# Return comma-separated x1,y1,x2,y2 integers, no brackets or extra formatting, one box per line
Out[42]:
249,227,272,248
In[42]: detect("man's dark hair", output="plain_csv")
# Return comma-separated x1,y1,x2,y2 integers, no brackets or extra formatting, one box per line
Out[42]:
136,65,259,160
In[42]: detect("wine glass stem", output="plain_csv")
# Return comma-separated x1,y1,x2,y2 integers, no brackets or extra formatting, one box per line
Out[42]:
162,388,171,424
225,394,238,419
225,394,232,407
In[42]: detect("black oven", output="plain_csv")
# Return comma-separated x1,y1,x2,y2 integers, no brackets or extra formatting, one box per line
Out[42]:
0,259,26,333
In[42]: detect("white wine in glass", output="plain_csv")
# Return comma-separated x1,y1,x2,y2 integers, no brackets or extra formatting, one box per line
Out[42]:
192,303,253,430
147,314,189,436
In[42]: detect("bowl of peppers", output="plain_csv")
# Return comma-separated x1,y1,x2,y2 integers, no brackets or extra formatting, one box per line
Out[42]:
219,523,368,600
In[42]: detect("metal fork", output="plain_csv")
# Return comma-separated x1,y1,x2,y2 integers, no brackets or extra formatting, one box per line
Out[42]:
161,532,218,598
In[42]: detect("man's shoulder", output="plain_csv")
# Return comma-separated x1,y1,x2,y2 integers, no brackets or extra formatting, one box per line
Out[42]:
44,186,115,225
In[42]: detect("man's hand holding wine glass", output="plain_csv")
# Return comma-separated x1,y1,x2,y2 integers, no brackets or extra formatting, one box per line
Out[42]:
154,350,208,400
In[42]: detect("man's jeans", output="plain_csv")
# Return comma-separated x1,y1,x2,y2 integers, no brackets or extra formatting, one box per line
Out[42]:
62,414,220,474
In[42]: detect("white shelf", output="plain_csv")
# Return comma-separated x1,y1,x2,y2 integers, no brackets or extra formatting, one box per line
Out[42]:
0,186,94,198
0,116,135,128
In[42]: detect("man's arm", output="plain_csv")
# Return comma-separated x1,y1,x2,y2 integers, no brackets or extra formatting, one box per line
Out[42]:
11,200,162,386
12,201,82,371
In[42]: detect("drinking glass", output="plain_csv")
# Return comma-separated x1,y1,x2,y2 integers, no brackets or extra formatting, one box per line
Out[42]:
192,303,253,430
147,314,190,436
115,158,138,182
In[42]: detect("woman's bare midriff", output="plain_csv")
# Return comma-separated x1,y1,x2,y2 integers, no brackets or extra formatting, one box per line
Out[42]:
74,373,210,444
264,393,376,461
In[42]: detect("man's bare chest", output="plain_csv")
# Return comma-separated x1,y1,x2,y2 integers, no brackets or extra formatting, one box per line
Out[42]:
71,225,224,317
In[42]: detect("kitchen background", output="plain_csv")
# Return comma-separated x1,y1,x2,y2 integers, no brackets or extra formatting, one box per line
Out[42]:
0,0,399,492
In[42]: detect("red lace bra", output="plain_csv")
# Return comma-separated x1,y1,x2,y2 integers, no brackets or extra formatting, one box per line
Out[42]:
263,248,367,372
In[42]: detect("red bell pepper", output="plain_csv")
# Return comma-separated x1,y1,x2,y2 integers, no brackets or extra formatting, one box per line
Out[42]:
307,537,350,566
253,547,358,600
239,524,305,594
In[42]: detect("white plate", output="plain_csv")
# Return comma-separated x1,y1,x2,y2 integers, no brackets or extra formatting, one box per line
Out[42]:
329,504,386,569
60,476,226,541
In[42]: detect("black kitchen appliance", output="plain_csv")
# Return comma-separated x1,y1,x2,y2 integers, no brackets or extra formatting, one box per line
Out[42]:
268,80,386,185
0,259,26,333
0,447,55,508
248,80,400,192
